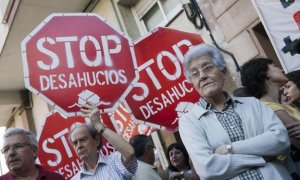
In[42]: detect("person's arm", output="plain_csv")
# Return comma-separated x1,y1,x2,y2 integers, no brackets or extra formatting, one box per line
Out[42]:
80,102,136,171
274,110,300,149
179,113,266,180
160,169,169,180
287,121,300,139
182,159,200,180
230,99,290,157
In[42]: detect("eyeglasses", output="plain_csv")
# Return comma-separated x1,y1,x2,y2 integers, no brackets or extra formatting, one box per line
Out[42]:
1,143,31,154
190,63,216,80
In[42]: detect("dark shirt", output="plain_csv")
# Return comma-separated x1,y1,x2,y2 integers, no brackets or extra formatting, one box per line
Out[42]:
0,164,65,180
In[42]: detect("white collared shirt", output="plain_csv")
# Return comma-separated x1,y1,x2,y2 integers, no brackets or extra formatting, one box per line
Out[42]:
132,160,162,180
72,151,137,180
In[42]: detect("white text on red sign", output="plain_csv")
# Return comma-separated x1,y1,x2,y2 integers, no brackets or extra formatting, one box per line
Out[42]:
36,35,128,91
131,39,195,119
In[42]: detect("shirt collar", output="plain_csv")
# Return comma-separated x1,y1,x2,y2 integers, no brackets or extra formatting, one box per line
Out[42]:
80,153,107,175
199,92,243,110
7,164,43,179
137,160,156,169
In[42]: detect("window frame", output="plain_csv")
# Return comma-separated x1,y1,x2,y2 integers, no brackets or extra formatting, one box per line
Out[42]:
132,0,182,35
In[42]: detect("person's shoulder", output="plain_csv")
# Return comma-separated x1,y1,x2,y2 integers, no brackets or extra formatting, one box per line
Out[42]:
44,170,65,179
0,173,12,180
179,103,205,120
70,172,80,180
264,101,284,111
37,165,65,179
232,95,260,104
232,95,255,101
101,151,122,163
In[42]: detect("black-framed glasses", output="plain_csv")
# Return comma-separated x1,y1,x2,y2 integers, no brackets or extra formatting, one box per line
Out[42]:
1,143,31,154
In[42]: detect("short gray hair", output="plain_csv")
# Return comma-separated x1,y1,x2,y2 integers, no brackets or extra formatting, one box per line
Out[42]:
68,122,102,150
3,128,38,148
183,44,226,82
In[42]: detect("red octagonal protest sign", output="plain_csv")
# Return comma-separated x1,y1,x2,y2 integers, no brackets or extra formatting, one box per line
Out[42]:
109,103,153,141
124,27,202,132
37,111,117,179
21,13,138,117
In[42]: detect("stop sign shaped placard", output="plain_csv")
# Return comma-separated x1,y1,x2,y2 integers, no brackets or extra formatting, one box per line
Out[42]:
124,27,202,132
109,103,153,142
21,13,138,117
37,111,117,179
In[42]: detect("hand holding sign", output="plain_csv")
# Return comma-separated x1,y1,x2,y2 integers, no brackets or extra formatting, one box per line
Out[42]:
80,101,107,134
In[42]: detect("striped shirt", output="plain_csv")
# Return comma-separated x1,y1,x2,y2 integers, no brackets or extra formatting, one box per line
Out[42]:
72,151,137,180
200,93,264,180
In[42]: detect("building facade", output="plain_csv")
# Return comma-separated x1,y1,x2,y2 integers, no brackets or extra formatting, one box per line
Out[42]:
0,0,284,174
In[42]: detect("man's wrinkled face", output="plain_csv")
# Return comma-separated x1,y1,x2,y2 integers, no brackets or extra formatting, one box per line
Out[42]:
2,134,36,173
70,126,99,161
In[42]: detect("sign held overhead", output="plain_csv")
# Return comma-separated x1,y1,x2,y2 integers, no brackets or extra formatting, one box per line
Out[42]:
21,13,139,117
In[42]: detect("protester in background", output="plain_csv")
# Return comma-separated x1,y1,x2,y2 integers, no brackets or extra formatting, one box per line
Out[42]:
283,70,300,140
240,57,300,178
283,70,300,110
162,143,199,180
129,134,162,180
232,86,251,97
0,128,65,180
179,44,291,179
240,58,300,148
69,102,137,180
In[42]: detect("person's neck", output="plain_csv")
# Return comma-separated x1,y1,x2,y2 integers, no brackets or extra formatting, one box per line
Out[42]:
260,84,280,103
84,153,99,172
138,156,153,165
13,165,39,180
176,164,190,172
205,92,227,110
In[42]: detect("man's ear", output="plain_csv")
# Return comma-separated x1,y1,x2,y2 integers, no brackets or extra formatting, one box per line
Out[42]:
222,68,228,78
95,135,101,147
32,146,38,159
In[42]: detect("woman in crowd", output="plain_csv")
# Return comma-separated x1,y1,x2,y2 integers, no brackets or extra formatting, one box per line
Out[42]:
179,44,291,179
283,70,300,140
283,70,300,111
240,57,300,178
162,143,199,180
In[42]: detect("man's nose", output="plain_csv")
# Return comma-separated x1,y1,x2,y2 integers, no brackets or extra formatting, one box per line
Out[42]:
6,149,17,157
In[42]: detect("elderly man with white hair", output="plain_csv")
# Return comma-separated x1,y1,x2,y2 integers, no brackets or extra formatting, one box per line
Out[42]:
0,128,65,179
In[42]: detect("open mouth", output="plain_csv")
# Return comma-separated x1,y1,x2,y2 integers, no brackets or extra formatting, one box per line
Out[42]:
172,159,179,164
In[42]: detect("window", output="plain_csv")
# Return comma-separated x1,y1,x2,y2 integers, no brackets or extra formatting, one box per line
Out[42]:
0,0,13,24
133,0,182,34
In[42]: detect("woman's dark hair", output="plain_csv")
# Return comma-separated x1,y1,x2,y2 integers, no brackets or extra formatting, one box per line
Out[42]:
232,86,251,97
167,143,190,172
286,70,300,89
240,58,273,98
129,134,150,158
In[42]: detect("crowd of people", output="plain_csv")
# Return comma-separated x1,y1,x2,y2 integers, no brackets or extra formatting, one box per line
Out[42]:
0,44,300,180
